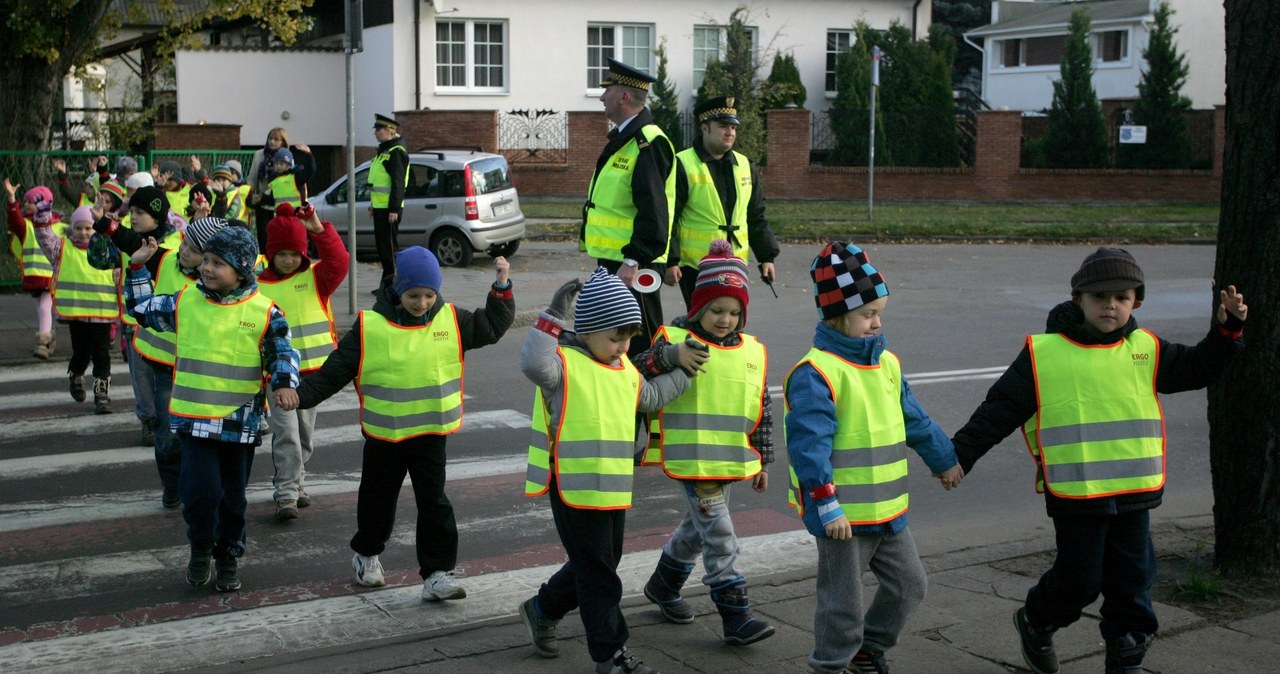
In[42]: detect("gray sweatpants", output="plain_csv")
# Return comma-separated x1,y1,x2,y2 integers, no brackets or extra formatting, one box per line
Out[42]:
270,406,316,503
810,527,927,674
662,481,743,588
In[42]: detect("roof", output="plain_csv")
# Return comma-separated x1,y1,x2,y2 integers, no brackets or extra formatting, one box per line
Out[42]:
967,0,1151,38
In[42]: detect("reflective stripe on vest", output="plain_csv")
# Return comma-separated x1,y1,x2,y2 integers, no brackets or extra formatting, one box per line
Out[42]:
525,347,642,509
356,306,463,441
1023,331,1165,498
270,174,303,208
648,326,765,479
167,185,191,220
368,144,408,209
783,348,909,525
235,184,253,220
257,267,336,373
674,149,752,264
132,246,191,364
52,237,120,320
169,287,273,420
9,219,56,279
583,125,675,263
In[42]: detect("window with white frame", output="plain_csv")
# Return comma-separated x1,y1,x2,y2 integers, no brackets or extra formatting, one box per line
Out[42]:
436,19,508,91
826,30,853,93
587,23,654,88
1096,30,1128,63
692,24,759,91
997,35,1066,68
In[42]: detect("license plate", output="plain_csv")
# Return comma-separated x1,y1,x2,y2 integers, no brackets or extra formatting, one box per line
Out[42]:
493,202,513,216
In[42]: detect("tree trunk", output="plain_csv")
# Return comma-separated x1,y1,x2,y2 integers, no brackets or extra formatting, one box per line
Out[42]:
1209,0,1280,576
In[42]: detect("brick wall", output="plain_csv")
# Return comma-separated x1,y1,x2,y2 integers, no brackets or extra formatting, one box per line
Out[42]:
153,124,241,150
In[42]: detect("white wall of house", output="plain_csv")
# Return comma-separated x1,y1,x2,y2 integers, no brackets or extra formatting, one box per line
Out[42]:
1172,0,1224,107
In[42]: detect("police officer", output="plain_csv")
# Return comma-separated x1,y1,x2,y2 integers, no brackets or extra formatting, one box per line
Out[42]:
582,58,676,356
664,96,779,309
369,113,409,288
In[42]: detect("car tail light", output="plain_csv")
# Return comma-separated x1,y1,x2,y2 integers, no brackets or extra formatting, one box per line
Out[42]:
463,165,478,220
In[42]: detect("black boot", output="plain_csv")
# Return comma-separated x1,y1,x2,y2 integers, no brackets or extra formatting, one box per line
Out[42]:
214,555,241,592
186,548,213,586
644,552,695,624
710,582,775,646
69,373,86,402
1105,632,1150,674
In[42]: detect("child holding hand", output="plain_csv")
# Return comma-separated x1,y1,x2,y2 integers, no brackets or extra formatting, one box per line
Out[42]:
5,180,62,359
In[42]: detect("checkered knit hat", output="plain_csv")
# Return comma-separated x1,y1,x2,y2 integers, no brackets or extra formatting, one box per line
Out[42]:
810,242,889,320
689,239,750,328
574,267,641,334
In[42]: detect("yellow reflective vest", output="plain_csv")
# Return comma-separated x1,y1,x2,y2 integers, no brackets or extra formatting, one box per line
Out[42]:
356,306,464,441
52,237,120,320
257,267,337,373
167,184,192,219
132,246,194,365
525,347,642,509
1022,331,1165,498
645,326,765,479
8,218,57,280
785,348,909,525
120,233,182,330
583,125,675,263
369,143,408,209
235,184,253,221
269,174,303,209
169,287,274,420
674,149,752,264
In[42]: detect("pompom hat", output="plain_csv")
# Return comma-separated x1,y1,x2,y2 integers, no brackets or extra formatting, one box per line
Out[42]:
810,242,889,320
24,186,54,224
204,225,260,286
574,267,641,334
688,239,750,329
266,203,310,266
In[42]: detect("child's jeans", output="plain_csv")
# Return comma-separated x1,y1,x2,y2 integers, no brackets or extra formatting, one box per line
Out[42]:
270,407,316,503
662,480,744,588
810,527,927,673
179,434,254,558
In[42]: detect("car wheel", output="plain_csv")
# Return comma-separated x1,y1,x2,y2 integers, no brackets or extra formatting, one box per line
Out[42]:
430,228,474,267
488,239,520,258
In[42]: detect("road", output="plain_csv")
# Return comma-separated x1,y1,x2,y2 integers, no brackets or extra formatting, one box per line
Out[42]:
0,242,1223,671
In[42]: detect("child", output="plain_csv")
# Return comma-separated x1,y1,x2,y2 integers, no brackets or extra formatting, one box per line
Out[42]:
29,201,121,413
950,247,1247,674
641,239,775,646
518,267,692,674
5,182,61,359
287,246,513,598
251,142,314,251
784,242,962,674
156,160,192,219
225,160,253,222
256,203,349,521
209,164,245,221
127,226,299,593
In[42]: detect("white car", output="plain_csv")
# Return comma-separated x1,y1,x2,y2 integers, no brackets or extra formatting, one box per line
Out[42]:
309,149,525,267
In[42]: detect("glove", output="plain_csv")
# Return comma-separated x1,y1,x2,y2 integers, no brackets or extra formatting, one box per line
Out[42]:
548,278,583,319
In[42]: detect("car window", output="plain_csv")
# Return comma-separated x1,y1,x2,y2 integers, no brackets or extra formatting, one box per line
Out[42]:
468,157,513,195
440,170,465,198
328,169,371,205
409,164,439,199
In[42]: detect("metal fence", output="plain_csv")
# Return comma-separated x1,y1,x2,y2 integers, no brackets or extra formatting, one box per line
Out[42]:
498,109,568,164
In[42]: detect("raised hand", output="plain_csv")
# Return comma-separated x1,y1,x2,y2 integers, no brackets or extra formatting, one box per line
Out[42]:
3,178,17,203
1217,285,1247,324
548,278,583,318
130,236,160,266
493,256,511,287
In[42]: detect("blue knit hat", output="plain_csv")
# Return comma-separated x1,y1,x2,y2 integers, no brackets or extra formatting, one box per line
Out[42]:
272,147,294,167
574,267,641,334
393,246,443,295
204,226,260,286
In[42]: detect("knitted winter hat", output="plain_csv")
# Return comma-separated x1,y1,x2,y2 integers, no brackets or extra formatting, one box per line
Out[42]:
185,217,228,253
393,246,443,295
272,147,295,167
130,186,169,223
810,242,889,320
574,267,641,334
125,172,154,189
688,239,750,328
204,225,260,285
1070,247,1145,301
24,186,54,224
266,203,310,263
157,160,183,179
212,164,235,182
98,181,126,211
224,159,243,179
114,156,138,179
71,205,96,225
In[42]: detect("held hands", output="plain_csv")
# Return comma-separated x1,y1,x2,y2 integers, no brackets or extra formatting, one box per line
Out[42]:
131,236,160,266
1217,285,1247,324
677,337,710,375
275,388,299,411
493,256,511,286
824,514,852,541
935,464,965,491
548,278,583,319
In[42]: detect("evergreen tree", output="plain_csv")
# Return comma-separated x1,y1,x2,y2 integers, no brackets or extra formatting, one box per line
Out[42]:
828,22,884,166
694,6,765,161
1119,2,1192,168
761,52,807,110
649,40,685,150
1042,9,1109,168
932,0,992,87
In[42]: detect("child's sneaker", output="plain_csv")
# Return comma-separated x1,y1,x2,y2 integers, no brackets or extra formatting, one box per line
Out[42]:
1014,607,1059,674
186,548,212,586
214,556,240,592
421,570,466,600
297,487,312,508
275,499,299,522
519,596,560,658
594,646,657,674
850,648,890,673
352,553,385,587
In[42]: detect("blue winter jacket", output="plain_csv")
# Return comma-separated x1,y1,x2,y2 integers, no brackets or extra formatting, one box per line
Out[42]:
784,322,958,538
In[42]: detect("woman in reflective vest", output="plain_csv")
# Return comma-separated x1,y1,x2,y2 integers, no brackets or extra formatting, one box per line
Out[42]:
5,182,62,358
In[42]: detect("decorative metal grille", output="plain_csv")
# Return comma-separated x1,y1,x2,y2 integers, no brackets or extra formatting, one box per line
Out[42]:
499,109,568,164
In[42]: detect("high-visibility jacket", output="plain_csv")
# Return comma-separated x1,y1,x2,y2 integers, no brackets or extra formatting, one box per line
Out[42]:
235,184,253,221
369,143,408,209
167,184,192,219
645,326,765,479
269,174,303,209
1023,331,1166,498
52,237,120,320
132,246,193,365
257,267,336,373
356,306,463,441
675,149,752,264
583,125,675,263
8,218,56,280
525,347,642,509
120,234,181,330
169,287,274,420
785,348,909,525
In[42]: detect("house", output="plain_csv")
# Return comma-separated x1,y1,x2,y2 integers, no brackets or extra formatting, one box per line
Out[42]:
964,0,1223,112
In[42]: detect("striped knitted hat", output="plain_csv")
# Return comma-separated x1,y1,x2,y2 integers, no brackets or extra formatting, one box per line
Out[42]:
574,267,641,334
810,242,889,320
688,239,750,328
185,217,228,253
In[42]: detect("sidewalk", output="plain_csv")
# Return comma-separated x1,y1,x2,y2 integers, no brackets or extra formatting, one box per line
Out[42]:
195,514,1280,674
